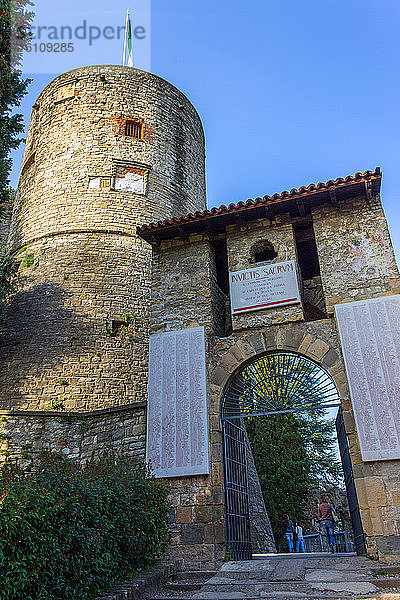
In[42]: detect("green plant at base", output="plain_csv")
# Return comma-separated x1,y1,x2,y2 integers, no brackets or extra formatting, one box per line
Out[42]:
80,421,90,434
224,544,232,562
55,379,69,387
364,552,378,560
21,253,34,268
0,452,170,600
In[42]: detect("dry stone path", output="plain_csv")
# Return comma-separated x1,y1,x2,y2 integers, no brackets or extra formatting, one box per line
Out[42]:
151,553,400,600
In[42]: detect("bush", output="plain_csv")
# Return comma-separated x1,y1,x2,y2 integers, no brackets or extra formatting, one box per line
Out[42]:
0,453,170,600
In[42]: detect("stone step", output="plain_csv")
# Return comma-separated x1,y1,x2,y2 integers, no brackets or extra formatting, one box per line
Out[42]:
162,582,205,592
174,571,218,583
196,579,380,596
373,579,400,589
151,595,398,600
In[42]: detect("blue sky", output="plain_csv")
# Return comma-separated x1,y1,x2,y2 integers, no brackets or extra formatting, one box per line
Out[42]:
10,0,400,262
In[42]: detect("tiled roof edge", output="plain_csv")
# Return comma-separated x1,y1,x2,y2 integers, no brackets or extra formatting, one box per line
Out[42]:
139,167,381,233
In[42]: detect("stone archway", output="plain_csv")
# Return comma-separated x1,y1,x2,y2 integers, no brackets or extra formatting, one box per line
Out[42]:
209,327,363,560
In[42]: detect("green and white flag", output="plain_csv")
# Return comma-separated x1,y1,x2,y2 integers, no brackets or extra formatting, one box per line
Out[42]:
123,8,134,67
127,12,133,67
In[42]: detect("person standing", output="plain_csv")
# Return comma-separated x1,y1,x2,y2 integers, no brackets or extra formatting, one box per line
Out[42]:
318,497,336,553
295,521,305,553
282,514,295,553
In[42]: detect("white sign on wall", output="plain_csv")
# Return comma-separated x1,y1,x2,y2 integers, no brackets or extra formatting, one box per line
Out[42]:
229,260,301,315
146,326,209,478
335,295,400,462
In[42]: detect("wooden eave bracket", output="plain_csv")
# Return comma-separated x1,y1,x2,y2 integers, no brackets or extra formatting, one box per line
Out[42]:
329,189,338,206
149,234,161,248
296,199,306,216
205,218,215,236
264,205,275,223
364,180,374,204
234,212,245,227
176,225,189,242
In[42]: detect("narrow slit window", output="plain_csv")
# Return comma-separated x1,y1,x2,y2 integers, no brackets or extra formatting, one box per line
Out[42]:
124,120,143,139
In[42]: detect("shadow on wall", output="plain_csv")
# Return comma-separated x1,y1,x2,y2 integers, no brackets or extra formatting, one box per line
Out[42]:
0,280,114,410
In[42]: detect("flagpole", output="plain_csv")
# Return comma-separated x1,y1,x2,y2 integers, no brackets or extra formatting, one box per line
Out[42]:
122,8,129,66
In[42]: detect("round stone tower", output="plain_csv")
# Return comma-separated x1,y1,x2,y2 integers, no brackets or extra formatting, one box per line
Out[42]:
0,65,206,411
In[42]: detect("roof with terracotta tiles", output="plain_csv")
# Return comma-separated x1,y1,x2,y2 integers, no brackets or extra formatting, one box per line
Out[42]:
138,167,382,243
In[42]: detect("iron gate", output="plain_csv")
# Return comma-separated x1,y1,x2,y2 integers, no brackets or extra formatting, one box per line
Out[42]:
336,407,366,555
222,351,345,560
222,418,252,560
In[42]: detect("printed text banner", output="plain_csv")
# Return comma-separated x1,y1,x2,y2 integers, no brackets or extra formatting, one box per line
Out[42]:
229,260,301,315
335,295,400,462
147,326,209,478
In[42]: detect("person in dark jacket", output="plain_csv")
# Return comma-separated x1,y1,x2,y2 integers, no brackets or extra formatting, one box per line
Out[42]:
318,497,336,553
282,514,295,552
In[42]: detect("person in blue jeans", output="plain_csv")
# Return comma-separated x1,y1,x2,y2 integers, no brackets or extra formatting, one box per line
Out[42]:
318,497,336,553
295,522,305,553
282,514,295,552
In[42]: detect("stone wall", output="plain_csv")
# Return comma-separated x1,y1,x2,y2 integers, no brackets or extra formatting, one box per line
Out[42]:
0,66,206,411
313,195,400,315
0,233,150,411
146,197,400,566
0,201,12,249
302,276,326,313
343,409,400,563
245,428,276,553
0,403,146,467
150,234,220,337
226,215,304,331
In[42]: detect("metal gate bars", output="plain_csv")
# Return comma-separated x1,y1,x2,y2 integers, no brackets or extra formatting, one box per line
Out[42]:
221,351,347,561
222,418,252,560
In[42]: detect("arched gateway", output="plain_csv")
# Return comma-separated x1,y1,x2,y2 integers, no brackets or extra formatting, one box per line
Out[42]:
221,351,357,560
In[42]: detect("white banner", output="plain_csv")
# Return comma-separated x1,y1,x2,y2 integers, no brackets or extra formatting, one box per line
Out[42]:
229,260,301,315
335,295,400,462
146,326,209,478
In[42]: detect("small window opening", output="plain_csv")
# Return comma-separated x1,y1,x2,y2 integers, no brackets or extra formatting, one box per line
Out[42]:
253,243,277,263
124,120,143,139
100,177,111,188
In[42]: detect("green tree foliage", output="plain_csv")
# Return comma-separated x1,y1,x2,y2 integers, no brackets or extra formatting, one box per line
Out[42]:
246,409,342,544
0,0,33,208
246,414,312,541
0,453,170,600
296,409,342,485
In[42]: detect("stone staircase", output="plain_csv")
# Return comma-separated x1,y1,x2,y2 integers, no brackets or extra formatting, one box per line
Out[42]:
150,554,400,600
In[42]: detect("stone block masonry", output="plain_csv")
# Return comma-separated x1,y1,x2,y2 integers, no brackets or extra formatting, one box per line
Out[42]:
0,403,146,467
226,215,304,331
313,195,400,314
0,65,206,411
0,201,12,250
